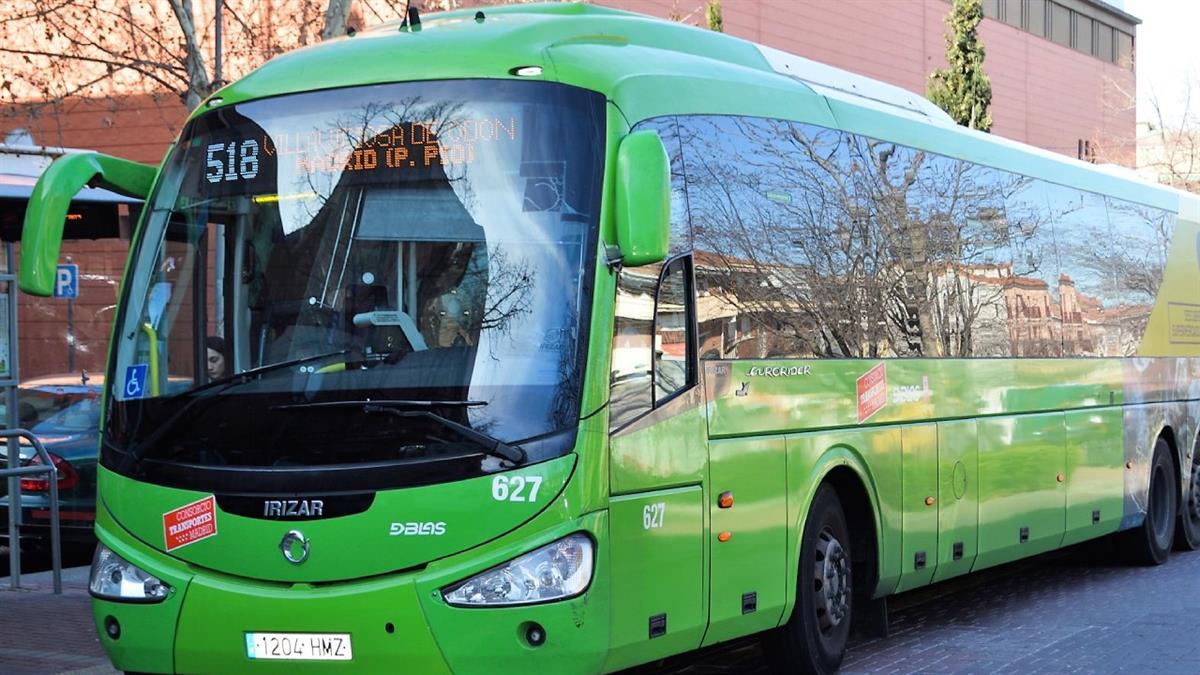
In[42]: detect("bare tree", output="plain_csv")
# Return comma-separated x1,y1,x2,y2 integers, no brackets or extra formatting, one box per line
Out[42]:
0,1,406,114
683,116,1025,360
321,0,355,41
1137,83,1200,193
1095,69,1200,190
420,0,581,10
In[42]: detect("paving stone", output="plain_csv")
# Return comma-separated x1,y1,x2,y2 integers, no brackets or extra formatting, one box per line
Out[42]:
638,544,1200,674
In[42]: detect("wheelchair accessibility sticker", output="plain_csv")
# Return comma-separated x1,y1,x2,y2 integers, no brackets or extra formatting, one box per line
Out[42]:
124,364,149,399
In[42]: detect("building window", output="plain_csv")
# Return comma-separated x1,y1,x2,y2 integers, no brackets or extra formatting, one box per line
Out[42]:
1075,14,1093,54
1050,3,1071,46
1116,31,1134,68
1097,23,1114,61
1002,0,1021,27
1025,0,1046,36
1005,0,1130,66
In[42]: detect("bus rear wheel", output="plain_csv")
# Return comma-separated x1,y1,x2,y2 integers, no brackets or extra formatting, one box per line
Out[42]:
1175,438,1200,551
764,485,852,675
1122,437,1177,565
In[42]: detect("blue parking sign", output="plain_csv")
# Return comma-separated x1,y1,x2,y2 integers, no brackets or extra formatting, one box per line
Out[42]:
124,364,149,399
55,264,79,298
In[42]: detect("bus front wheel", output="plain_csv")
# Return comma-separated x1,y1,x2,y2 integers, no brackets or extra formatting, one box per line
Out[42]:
764,485,852,675
1122,437,1177,565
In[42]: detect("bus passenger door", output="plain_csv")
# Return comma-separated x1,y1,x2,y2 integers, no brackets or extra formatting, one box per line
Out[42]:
605,257,708,671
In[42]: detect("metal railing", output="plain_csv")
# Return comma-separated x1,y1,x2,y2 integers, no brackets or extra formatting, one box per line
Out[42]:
2,428,62,594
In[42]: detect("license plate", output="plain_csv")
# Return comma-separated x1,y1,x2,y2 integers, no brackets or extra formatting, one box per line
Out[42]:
245,632,352,661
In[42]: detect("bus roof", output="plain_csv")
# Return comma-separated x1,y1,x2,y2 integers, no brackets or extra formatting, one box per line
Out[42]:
207,2,1191,215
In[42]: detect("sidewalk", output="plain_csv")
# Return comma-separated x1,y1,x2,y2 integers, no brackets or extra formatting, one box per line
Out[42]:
0,566,117,675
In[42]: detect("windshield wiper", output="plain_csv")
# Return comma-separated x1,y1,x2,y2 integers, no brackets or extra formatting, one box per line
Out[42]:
363,404,526,465
128,350,349,463
271,399,487,411
276,399,523,465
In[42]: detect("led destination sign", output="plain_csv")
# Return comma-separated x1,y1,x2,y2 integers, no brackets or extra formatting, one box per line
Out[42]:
204,115,520,187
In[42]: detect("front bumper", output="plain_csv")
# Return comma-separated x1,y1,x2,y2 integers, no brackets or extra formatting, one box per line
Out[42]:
91,502,611,674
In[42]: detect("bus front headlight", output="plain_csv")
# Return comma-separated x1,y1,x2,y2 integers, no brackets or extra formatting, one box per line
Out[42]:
442,533,593,607
89,544,170,602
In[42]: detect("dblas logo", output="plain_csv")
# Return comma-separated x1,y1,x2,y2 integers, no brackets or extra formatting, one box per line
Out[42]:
389,521,447,536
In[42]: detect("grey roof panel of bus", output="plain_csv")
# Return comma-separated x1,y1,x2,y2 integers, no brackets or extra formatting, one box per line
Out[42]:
748,46,1179,212
355,186,485,243
754,45,956,125
829,97,1179,212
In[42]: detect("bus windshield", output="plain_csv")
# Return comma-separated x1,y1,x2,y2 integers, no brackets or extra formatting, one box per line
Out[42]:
103,80,604,491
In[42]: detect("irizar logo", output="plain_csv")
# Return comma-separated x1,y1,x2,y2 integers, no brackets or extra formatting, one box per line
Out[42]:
263,499,324,518
389,521,447,536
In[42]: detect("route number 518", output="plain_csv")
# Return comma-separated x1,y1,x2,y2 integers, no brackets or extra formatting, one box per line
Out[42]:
206,140,260,184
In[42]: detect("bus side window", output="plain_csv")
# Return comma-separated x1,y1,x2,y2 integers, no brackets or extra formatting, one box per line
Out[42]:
654,257,693,404
609,256,696,430
610,265,657,430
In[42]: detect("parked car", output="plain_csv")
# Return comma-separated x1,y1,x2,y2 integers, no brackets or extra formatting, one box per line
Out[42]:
0,373,103,548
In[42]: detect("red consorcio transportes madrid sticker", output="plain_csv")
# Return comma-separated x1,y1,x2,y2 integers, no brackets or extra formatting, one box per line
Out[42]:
163,495,218,552
856,363,887,423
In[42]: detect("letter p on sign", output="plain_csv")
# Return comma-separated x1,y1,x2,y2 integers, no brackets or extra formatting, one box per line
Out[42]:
55,264,79,298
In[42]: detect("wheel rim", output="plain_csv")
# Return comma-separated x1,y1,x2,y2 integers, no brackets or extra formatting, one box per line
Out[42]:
1150,461,1173,544
812,527,850,634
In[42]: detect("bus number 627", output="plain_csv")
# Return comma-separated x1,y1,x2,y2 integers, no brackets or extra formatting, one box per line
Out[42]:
491,475,543,503
643,502,665,530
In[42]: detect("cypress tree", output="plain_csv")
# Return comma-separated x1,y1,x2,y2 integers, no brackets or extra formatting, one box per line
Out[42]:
928,0,993,132
706,0,723,32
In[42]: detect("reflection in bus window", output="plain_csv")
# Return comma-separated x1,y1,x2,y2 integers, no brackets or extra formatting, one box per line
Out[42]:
610,265,657,430
684,115,1028,359
632,116,691,256
654,258,690,404
1004,179,1064,356
684,115,851,359
1106,197,1175,355
1044,186,1115,356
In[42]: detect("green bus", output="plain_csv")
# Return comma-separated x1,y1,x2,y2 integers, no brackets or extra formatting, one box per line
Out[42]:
18,4,1200,674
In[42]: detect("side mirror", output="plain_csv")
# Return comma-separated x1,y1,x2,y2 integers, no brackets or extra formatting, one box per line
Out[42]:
614,130,670,267
20,152,155,296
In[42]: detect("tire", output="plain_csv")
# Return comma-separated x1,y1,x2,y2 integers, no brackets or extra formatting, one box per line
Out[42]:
1122,437,1177,565
1174,437,1200,551
764,485,852,675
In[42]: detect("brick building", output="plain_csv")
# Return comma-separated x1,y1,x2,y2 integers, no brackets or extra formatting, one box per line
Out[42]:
0,0,1140,380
